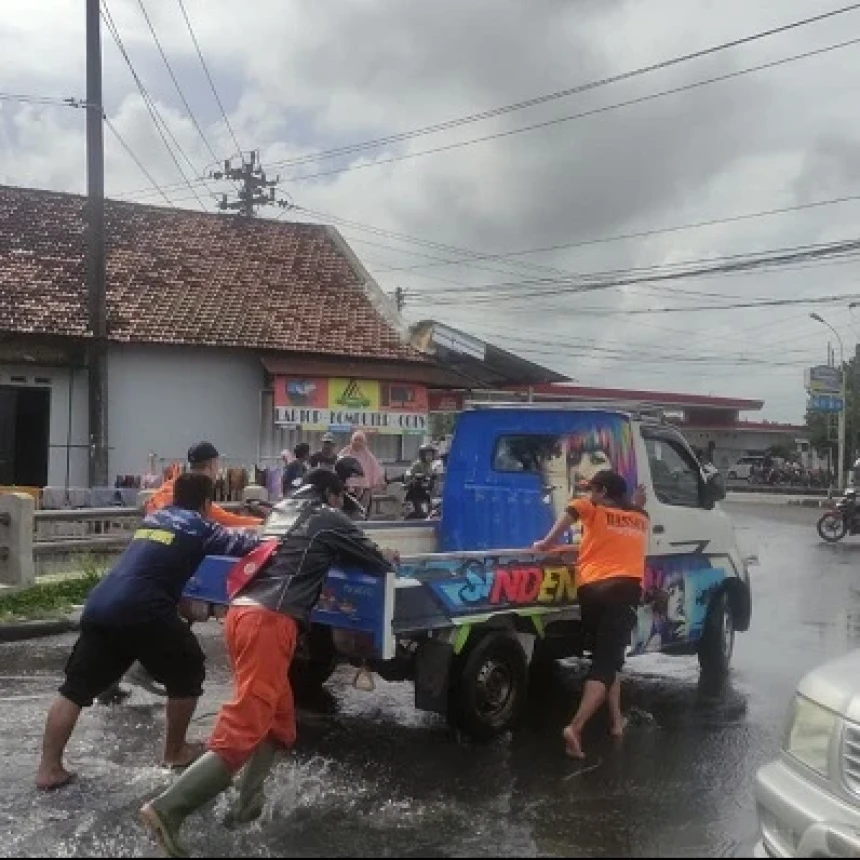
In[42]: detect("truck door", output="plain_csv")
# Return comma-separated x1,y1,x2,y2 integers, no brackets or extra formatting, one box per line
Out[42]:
634,425,733,653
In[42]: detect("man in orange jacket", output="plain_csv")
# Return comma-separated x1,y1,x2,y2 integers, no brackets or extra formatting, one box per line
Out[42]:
145,442,263,529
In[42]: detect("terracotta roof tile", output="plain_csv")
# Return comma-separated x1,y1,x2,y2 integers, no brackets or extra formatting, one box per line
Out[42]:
0,184,425,363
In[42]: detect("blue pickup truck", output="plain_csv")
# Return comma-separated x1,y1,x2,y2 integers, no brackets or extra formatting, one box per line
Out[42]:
183,404,751,739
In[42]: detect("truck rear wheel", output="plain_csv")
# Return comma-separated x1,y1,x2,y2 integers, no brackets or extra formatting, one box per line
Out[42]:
698,591,734,678
448,632,529,741
289,624,337,693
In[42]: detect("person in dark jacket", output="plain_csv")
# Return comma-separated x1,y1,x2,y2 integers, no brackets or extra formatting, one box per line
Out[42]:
140,468,395,858
281,442,310,497
35,474,260,792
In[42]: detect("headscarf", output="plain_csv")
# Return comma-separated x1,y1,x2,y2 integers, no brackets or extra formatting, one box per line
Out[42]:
339,431,386,490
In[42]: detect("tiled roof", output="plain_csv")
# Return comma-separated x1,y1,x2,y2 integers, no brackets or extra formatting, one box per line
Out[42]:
0,184,425,363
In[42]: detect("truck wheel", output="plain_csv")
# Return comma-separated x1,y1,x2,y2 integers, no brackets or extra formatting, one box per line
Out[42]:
289,624,337,693
448,632,529,741
698,591,734,678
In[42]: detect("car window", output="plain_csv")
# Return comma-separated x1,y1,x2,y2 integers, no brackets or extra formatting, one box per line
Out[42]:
644,435,703,508
493,435,562,473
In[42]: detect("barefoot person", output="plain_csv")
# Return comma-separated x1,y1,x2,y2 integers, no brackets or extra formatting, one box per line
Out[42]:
533,469,648,760
140,468,396,858
35,473,260,791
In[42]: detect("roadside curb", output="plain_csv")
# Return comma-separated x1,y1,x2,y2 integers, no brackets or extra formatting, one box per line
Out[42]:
0,613,81,644
726,493,831,508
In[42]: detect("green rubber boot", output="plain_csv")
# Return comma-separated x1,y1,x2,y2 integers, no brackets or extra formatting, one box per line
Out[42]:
140,752,233,858
224,742,278,829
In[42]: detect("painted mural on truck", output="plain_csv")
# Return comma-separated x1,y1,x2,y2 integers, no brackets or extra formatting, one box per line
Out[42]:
631,554,727,654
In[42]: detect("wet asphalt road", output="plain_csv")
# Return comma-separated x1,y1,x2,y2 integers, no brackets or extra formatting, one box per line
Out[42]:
3,502,860,858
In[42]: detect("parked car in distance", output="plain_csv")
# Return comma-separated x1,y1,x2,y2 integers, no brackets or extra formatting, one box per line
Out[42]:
755,649,860,857
729,455,765,481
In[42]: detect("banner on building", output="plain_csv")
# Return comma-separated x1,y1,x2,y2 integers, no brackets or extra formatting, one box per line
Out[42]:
274,377,428,434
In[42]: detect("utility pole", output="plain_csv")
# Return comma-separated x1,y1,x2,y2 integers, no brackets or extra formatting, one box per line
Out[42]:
86,0,109,487
214,151,279,217
394,287,405,313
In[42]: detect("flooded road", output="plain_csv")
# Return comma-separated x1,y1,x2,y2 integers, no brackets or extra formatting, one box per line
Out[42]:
3,502,860,857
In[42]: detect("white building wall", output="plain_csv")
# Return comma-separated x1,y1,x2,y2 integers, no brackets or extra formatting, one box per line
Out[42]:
107,344,265,478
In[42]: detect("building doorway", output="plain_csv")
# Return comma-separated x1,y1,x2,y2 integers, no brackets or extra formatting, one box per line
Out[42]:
0,386,50,487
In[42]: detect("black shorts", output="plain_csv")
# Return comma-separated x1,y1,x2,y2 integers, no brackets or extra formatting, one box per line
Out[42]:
579,577,642,687
60,616,205,708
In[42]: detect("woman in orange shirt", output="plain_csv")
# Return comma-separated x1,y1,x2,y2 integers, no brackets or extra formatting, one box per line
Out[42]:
534,469,648,759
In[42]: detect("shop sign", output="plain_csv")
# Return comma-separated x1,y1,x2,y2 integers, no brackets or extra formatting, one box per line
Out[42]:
274,377,428,434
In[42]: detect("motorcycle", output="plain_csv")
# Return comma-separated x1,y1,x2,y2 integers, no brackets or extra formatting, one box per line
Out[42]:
817,489,860,543
401,471,437,520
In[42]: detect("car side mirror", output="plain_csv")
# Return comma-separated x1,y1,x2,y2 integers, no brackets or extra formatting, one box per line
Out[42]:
703,470,726,508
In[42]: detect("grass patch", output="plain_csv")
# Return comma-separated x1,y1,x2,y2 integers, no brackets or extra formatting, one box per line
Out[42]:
0,557,107,621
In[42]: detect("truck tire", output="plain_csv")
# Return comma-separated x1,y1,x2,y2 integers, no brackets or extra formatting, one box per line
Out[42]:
698,591,734,678
289,624,337,693
448,632,529,741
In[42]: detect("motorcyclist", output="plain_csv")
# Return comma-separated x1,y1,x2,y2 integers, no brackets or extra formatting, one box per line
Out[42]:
403,445,437,519
408,444,437,481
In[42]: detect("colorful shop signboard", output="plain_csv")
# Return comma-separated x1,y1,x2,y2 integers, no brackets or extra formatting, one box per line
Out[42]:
274,377,429,434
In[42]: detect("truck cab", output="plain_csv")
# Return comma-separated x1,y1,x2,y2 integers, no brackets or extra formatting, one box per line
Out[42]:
185,404,751,739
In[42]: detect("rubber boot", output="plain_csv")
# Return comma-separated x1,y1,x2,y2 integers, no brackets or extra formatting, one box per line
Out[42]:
224,741,278,829
140,752,233,858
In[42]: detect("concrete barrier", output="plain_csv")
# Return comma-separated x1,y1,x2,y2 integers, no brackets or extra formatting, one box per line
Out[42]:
0,493,35,588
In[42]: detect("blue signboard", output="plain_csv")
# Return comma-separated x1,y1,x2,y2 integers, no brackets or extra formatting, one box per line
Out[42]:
808,394,844,413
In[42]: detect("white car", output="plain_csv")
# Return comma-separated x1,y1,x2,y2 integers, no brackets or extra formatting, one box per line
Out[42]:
755,649,860,857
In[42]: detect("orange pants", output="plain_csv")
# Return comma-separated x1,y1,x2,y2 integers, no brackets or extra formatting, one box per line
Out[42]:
208,606,298,773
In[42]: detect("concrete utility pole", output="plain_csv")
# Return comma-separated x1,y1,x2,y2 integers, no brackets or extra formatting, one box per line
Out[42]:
215,151,279,217
86,0,109,487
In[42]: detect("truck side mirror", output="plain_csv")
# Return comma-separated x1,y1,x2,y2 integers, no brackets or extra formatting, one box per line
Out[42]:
703,470,726,508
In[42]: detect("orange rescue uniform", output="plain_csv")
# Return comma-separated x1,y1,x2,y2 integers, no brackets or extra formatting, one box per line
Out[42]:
145,477,262,529
567,497,648,587
207,606,298,772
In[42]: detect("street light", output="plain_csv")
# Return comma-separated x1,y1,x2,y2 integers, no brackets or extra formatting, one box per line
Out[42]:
810,313,847,490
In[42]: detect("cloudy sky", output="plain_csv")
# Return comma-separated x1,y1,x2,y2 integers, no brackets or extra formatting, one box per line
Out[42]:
3,0,860,421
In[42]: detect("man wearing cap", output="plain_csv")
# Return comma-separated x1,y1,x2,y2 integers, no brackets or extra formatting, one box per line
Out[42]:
145,442,263,529
98,442,262,705
308,433,338,469
36,474,260,791
534,469,648,760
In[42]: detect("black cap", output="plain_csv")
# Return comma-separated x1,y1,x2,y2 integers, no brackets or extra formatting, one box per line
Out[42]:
187,441,220,465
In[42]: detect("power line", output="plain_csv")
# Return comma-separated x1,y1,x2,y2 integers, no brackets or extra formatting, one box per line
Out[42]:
134,0,221,166
100,2,207,208
263,2,860,172
103,116,174,207
117,8,860,201
176,0,243,158
0,92,87,108
284,35,860,184
379,190,860,277
417,237,860,304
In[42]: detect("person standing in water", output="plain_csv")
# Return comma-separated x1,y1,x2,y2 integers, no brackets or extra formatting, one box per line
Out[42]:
533,469,648,760
36,474,259,791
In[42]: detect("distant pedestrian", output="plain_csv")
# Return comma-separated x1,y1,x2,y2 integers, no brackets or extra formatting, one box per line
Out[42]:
282,443,311,496
309,433,338,469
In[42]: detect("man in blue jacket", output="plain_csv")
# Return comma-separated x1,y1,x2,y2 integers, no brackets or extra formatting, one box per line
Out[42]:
35,473,260,791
